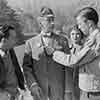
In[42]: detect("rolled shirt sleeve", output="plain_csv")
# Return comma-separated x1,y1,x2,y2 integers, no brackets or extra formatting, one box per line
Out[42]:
53,46,90,67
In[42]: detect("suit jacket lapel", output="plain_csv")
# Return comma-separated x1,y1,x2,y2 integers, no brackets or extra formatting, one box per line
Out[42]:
31,34,44,60
9,48,25,89
0,56,6,85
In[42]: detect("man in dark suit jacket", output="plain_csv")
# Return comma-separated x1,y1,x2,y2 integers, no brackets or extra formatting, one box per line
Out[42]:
23,7,70,100
0,24,25,100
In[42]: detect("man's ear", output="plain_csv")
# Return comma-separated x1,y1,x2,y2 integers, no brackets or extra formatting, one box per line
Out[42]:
1,38,8,43
1,38,5,42
88,20,93,28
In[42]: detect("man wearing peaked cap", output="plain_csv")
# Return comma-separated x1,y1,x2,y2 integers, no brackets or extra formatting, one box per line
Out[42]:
23,6,70,100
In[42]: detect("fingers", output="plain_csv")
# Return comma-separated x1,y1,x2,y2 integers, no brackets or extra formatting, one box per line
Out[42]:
36,87,43,98
31,89,40,100
38,87,43,98
85,39,94,47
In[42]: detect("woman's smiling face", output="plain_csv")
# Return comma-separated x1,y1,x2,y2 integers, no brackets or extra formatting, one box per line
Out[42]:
70,29,82,44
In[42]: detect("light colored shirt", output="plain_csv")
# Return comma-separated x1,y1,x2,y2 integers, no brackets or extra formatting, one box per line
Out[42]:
53,45,90,66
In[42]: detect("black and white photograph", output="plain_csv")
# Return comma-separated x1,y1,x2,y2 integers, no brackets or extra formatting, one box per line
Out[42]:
0,0,100,100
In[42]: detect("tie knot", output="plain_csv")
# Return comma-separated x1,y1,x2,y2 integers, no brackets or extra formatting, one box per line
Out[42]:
41,31,53,37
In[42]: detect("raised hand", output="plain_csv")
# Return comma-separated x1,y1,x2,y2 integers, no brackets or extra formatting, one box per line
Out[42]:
31,85,43,100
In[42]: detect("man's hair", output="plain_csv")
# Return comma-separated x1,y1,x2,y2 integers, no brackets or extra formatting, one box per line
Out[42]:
76,7,99,25
0,24,15,41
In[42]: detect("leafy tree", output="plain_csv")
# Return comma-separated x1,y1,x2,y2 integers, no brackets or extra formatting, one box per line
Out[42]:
0,0,24,44
22,13,40,34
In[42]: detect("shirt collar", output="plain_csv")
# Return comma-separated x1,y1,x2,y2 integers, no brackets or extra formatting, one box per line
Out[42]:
41,31,53,37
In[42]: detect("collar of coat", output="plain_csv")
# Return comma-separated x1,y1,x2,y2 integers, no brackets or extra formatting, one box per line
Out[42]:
41,31,53,37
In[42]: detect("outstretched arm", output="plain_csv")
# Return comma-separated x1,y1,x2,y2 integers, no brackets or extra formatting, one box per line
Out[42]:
53,45,91,67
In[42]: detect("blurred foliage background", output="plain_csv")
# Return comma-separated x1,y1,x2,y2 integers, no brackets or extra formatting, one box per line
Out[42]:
0,0,100,43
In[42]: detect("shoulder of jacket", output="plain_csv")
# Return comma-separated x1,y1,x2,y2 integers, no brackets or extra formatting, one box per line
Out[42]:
95,28,100,36
26,34,41,44
97,31,100,36
95,32,100,41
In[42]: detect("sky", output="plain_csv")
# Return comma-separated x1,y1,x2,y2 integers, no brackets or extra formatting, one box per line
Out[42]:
7,0,81,13
7,0,100,16
7,0,100,27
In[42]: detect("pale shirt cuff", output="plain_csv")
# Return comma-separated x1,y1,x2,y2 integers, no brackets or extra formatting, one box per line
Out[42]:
30,82,38,89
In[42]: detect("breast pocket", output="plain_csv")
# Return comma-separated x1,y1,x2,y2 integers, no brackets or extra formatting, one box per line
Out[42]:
32,46,44,61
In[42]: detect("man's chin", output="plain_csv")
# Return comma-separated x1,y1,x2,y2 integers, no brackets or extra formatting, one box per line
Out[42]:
82,31,89,36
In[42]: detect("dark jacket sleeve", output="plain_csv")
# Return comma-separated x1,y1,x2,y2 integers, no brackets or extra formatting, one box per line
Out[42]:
10,49,25,90
77,49,97,66
22,40,37,89
0,56,6,86
77,32,100,66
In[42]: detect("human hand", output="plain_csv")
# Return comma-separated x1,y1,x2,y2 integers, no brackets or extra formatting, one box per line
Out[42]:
84,38,95,47
31,85,43,100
